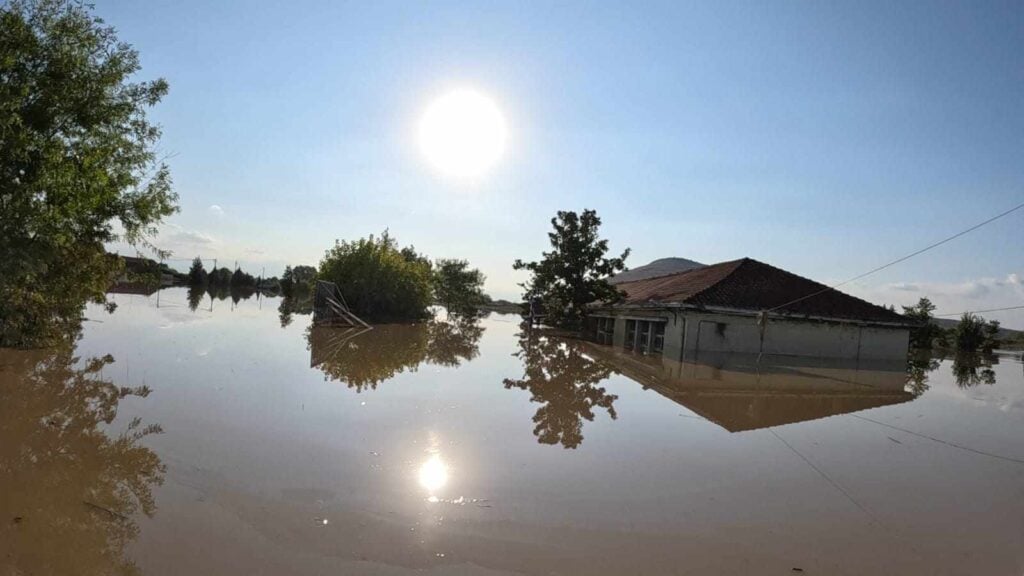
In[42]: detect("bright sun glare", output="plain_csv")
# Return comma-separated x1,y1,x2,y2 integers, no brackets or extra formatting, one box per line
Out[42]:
419,89,507,178
417,454,449,493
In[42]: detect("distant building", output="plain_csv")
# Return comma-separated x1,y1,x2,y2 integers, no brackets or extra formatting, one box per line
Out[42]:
586,258,911,362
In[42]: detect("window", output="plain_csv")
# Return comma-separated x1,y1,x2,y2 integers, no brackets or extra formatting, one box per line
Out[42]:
639,321,652,354
652,322,665,354
596,317,614,345
624,319,667,355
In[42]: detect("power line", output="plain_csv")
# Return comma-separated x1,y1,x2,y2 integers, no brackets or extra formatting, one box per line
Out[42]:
935,304,1024,317
768,199,1024,313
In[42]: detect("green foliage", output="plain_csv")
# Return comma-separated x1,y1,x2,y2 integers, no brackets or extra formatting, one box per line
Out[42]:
207,267,232,286
230,268,256,288
513,209,629,330
901,297,947,349
317,231,433,322
953,312,1000,352
434,258,487,318
307,319,483,392
0,0,177,347
187,257,207,286
502,331,618,449
280,264,316,296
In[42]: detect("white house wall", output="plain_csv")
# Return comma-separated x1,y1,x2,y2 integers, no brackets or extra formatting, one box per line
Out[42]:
596,310,909,362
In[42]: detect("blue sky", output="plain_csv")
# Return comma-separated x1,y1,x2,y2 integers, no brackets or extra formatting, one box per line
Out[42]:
100,1,1024,325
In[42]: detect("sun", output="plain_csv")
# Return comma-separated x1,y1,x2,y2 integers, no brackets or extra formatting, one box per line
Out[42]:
419,89,507,178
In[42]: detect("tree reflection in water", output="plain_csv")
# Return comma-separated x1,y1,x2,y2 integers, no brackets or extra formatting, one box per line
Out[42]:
308,318,484,392
503,331,618,449
278,292,313,327
187,284,205,311
906,351,941,397
0,343,165,575
951,352,997,388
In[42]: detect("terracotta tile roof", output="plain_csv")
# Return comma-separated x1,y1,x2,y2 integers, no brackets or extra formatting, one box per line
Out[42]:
613,258,907,324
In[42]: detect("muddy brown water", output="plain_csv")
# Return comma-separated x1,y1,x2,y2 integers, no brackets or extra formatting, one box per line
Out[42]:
2,287,1023,575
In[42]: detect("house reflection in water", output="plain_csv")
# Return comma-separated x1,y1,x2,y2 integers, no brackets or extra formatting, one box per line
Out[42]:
584,343,915,433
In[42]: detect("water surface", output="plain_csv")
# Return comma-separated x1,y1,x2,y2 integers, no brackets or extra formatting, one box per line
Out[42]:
2,287,1023,575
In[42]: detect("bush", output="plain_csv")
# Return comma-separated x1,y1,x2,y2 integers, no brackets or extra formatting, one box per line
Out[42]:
317,231,433,322
953,313,1000,352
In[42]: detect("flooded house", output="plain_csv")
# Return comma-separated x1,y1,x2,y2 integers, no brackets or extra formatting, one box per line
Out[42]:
588,257,912,362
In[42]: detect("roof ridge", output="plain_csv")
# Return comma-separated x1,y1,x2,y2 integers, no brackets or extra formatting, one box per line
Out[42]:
682,258,751,304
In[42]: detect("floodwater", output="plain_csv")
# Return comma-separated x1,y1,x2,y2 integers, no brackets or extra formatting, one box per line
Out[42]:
2,288,1023,575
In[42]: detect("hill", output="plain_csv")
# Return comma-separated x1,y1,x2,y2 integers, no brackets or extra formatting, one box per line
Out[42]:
608,257,705,285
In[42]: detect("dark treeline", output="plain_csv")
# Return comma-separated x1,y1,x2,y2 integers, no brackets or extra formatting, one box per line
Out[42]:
901,297,1009,353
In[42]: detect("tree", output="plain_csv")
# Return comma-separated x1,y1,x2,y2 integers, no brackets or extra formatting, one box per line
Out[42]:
187,257,208,286
317,231,433,322
434,258,487,318
229,267,256,288
901,297,946,349
207,266,232,287
513,209,629,330
281,264,316,296
953,312,1000,352
0,0,177,347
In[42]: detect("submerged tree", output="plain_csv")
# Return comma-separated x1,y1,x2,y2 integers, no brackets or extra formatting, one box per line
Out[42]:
902,297,947,349
281,264,316,297
513,210,629,330
0,0,177,347
0,343,165,574
317,231,434,322
953,312,1000,352
434,259,487,318
502,332,618,449
187,257,208,286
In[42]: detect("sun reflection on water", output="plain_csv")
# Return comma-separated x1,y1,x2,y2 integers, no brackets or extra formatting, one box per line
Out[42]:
418,454,449,494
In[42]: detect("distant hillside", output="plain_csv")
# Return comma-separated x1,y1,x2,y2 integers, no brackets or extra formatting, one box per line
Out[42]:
609,257,705,285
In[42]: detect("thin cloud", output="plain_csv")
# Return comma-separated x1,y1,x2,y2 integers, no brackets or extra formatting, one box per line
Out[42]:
850,273,1024,327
